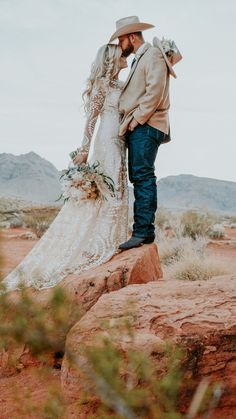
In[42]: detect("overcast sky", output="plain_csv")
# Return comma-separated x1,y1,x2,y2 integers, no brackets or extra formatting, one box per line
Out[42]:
1,0,235,182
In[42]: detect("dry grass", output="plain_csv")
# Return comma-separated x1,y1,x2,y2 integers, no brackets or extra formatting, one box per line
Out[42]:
23,207,60,238
164,252,231,281
208,224,225,239
155,207,172,230
156,210,231,281
180,210,217,240
158,234,207,266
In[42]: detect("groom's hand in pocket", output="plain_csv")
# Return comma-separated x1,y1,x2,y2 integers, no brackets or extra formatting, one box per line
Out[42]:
128,118,139,132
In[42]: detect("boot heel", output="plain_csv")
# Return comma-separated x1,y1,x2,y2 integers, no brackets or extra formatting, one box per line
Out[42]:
143,237,155,244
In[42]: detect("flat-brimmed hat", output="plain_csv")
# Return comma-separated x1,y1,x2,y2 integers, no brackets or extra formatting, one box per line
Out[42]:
153,36,182,78
109,16,154,43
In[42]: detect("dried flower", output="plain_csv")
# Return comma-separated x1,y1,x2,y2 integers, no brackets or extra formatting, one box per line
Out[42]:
57,161,115,205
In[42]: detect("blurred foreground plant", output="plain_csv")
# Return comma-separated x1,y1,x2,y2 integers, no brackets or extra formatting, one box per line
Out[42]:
0,282,82,358
0,280,81,418
65,308,223,419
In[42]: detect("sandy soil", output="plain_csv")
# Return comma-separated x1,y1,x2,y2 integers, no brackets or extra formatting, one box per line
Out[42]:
207,227,236,270
0,366,63,419
1,227,37,278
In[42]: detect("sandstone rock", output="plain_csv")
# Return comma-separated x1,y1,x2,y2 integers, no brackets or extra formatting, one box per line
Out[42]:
61,275,236,417
3,243,162,353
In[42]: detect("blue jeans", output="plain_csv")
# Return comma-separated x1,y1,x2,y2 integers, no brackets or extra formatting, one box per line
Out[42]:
126,124,165,238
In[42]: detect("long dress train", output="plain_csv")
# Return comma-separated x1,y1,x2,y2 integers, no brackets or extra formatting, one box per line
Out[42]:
2,78,128,292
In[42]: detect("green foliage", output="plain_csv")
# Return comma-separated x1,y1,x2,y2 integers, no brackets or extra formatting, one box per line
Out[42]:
0,284,82,355
42,385,65,419
73,318,185,419
9,372,65,419
65,314,223,419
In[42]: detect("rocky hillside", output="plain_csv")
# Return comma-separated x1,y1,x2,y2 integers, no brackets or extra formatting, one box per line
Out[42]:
0,152,61,204
157,174,236,213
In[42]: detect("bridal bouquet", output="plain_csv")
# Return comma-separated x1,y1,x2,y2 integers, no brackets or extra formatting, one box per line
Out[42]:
58,161,115,204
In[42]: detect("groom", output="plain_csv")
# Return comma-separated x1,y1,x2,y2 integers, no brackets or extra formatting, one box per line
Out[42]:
109,16,177,250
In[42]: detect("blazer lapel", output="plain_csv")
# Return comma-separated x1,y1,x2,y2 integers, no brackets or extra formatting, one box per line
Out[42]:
122,43,151,90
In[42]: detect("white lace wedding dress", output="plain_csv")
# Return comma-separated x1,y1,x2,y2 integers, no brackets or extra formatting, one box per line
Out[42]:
2,78,128,292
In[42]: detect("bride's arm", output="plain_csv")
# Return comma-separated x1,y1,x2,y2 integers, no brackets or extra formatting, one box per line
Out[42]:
70,79,106,165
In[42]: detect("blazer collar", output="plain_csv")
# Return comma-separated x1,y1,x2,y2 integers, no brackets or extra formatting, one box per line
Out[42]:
122,42,151,90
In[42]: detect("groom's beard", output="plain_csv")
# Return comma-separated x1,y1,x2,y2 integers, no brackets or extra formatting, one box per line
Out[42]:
122,40,134,57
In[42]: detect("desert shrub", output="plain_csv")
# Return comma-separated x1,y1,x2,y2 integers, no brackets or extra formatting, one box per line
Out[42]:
180,211,216,240
66,311,223,418
0,283,82,355
229,215,236,224
165,251,230,281
0,280,80,417
77,335,184,417
23,207,59,238
9,218,23,228
158,235,207,266
208,224,225,239
155,208,172,230
158,231,231,281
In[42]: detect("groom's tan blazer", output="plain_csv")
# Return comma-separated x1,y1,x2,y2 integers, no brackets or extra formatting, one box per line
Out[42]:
119,42,170,141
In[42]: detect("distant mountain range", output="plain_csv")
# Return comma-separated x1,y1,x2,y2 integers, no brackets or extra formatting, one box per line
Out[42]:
0,152,61,204
0,152,236,214
157,174,236,214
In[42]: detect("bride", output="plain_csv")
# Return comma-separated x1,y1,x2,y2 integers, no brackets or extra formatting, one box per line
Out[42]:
2,44,129,292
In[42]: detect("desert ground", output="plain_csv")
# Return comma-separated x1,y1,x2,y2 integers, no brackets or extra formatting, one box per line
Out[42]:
0,223,236,418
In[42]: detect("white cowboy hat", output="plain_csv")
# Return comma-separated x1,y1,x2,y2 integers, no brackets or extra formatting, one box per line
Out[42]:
109,16,154,43
153,36,182,78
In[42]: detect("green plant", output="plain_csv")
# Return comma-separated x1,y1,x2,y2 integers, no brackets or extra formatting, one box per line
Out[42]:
65,312,223,419
0,284,82,355
65,310,184,419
